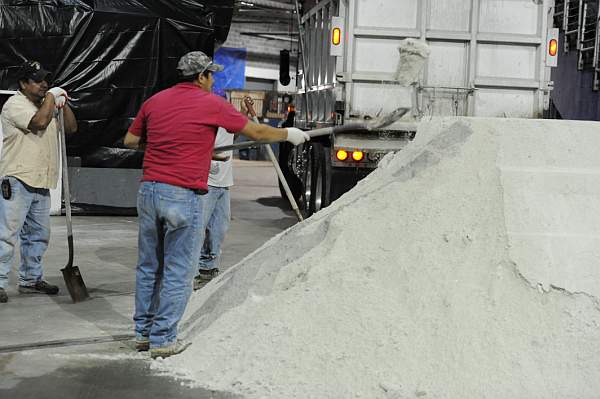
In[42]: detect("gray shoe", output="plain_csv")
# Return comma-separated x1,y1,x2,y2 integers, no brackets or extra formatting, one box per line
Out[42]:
150,341,191,359
135,337,150,352
193,268,219,291
0,288,7,303
19,280,59,295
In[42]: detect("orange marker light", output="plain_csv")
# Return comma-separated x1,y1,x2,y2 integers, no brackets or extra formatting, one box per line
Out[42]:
352,151,364,161
549,38,558,57
336,149,348,161
332,27,342,46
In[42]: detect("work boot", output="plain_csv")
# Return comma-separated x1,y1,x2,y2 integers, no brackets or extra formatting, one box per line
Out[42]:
135,337,150,352
18,280,59,295
193,268,219,291
150,341,191,359
0,288,7,303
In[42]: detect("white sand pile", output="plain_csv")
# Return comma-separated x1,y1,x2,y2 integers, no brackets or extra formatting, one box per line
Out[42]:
153,118,600,398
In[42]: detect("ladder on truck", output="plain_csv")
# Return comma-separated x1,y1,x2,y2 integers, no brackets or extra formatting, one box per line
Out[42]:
554,0,600,90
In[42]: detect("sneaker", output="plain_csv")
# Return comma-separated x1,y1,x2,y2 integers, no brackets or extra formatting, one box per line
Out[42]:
193,268,219,291
150,341,191,359
135,337,150,352
18,280,59,295
0,288,7,303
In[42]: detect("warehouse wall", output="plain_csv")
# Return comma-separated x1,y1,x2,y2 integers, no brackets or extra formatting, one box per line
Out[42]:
222,22,298,92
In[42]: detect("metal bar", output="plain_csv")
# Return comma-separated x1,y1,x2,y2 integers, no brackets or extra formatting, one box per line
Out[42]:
578,2,588,69
239,0,295,11
564,0,571,52
467,0,480,115
563,0,569,32
576,0,584,48
294,0,311,125
593,15,600,72
239,31,299,35
0,334,134,354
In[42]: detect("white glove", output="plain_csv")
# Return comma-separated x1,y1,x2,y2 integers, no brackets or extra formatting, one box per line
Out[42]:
48,87,68,109
286,128,310,146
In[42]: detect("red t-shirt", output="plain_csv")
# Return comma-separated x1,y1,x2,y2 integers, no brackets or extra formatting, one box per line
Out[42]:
128,83,248,191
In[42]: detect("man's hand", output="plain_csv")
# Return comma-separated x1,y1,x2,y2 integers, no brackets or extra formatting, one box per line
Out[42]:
48,87,69,109
286,128,310,146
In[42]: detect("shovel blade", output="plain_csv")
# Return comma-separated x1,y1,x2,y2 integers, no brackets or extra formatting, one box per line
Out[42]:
61,265,90,303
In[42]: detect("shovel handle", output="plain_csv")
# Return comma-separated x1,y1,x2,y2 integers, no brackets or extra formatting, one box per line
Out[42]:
215,107,410,153
58,109,74,268
243,97,304,222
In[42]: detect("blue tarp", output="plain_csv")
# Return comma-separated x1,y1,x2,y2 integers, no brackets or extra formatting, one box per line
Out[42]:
213,47,246,96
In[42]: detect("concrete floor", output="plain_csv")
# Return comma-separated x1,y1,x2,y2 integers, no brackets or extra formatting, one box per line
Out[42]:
0,160,296,398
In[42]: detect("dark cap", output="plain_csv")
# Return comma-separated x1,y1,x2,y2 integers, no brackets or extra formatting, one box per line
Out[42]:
176,51,224,77
19,60,52,83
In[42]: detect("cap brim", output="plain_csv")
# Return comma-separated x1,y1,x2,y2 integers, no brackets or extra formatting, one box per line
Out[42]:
207,63,224,72
30,69,52,82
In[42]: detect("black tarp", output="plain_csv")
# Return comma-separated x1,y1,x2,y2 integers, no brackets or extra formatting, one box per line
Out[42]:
0,0,234,167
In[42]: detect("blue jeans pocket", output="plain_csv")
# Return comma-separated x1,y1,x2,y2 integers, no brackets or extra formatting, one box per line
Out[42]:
158,190,194,229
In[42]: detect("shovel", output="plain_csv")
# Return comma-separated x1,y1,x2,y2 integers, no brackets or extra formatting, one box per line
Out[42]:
242,96,304,222
214,107,411,152
58,109,90,303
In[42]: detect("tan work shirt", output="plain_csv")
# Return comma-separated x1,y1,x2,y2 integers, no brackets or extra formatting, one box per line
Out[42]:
0,91,59,189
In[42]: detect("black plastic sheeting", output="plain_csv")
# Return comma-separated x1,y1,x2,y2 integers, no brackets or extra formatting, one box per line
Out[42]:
0,0,234,167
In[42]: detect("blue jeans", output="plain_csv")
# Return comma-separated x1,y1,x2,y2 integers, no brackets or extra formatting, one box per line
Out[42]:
133,182,204,348
198,186,230,271
0,177,50,290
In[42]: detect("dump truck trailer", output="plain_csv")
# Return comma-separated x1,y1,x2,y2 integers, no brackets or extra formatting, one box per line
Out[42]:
283,0,558,217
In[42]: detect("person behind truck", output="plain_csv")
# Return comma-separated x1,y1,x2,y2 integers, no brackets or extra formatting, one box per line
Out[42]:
123,50,310,359
0,60,77,303
193,126,234,290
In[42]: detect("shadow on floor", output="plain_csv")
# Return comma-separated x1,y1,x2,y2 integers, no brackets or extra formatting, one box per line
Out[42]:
256,196,293,211
2,358,243,399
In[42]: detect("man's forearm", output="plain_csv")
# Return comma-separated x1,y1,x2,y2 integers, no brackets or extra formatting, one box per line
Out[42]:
240,120,288,142
63,104,78,134
28,94,55,132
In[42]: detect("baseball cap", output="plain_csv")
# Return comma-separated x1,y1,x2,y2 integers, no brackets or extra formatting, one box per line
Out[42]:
19,60,52,83
176,51,224,77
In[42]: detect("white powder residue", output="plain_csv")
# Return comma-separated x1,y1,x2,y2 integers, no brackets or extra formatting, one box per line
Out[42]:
396,38,430,86
153,117,600,398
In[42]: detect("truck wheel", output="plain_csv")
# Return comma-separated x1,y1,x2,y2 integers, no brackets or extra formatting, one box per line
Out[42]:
278,142,302,203
310,143,331,214
301,143,315,218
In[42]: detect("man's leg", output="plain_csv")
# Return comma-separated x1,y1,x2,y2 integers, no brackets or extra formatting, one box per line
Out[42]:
198,186,218,272
0,177,34,298
200,187,230,271
149,183,202,350
18,187,53,291
133,182,163,344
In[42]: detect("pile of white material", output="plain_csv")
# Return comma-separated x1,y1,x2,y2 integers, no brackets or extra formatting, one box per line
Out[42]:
395,38,430,85
154,118,600,398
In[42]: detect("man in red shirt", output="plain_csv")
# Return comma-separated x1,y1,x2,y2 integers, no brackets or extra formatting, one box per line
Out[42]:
124,50,309,359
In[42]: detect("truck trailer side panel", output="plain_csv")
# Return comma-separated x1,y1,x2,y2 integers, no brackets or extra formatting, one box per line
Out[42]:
288,0,554,217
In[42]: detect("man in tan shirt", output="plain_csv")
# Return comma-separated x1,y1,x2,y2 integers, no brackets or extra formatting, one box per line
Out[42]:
0,61,77,303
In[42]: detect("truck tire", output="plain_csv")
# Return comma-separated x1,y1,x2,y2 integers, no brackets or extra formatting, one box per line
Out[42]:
310,143,332,214
278,142,303,204
300,143,315,218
